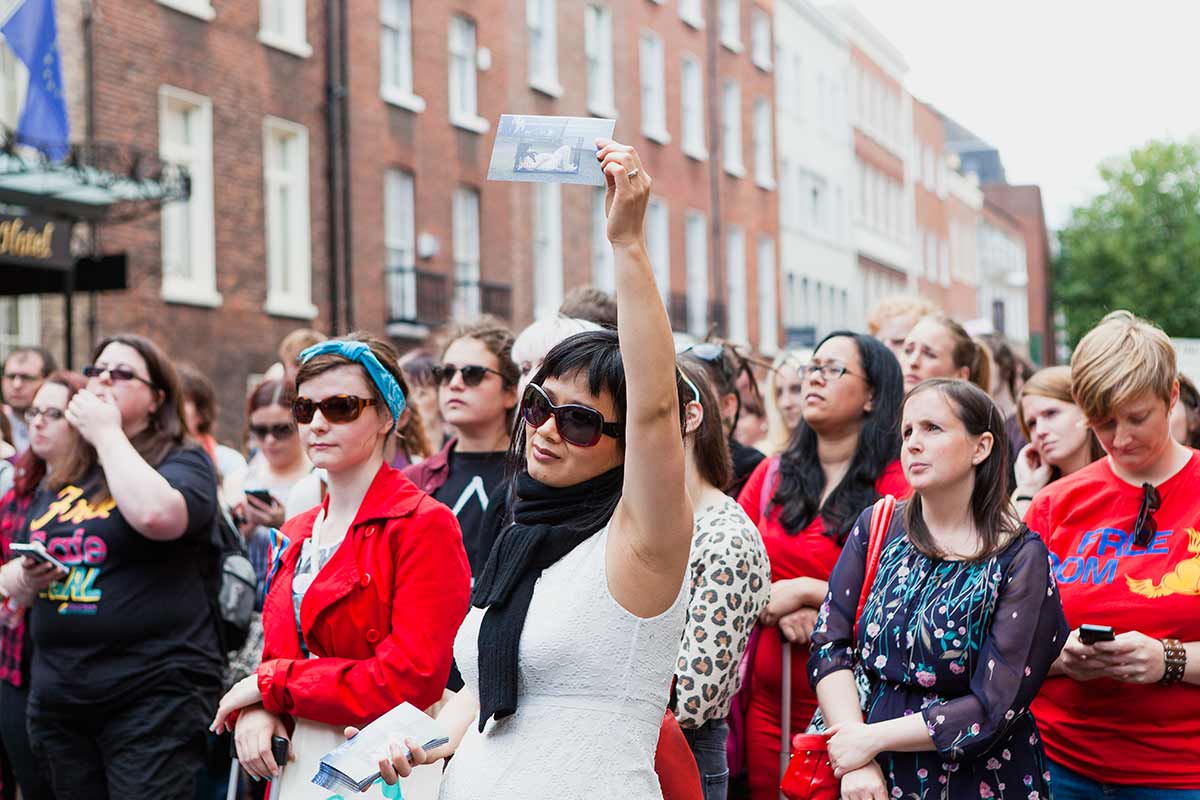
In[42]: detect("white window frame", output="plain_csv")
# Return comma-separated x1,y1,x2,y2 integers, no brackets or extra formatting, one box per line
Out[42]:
533,183,563,320
719,0,741,51
158,86,220,307
258,0,311,57
725,225,748,344
384,169,417,324
591,187,615,293
584,5,616,118
684,210,708,336
157,0,215,22
757,236,778,352
452,187,482,318
680,0,704,29
681,55,707,160
646,197,671,300
449,16,489,133
262,117,316,318
753,96,774,189
380,0,424,112
750,8,772,71
0,297,40,360
721,80,744,177
639,32,669,144
527,0,562,96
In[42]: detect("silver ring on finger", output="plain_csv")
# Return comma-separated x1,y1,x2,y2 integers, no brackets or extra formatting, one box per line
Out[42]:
627,168,640,179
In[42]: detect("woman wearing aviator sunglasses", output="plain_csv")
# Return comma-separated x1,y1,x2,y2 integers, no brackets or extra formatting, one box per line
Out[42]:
1024,311,1200,799
21,334,225,800
211,332,470,800
371,139,697,799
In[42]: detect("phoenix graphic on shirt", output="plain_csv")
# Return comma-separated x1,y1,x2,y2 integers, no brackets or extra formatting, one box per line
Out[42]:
1126,528,1200,598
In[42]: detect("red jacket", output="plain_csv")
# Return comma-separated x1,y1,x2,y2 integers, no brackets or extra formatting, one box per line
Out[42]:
256,463,471,729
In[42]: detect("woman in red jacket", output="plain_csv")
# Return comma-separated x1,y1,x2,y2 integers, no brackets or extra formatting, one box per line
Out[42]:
735,331,909,800
212,332,471,797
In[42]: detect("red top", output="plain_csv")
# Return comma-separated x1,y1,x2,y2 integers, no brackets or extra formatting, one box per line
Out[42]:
1025,452,1200,789
738,456,910,584
257,463,472,729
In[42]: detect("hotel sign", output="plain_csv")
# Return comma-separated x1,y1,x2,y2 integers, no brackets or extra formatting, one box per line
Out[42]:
0,213,72,270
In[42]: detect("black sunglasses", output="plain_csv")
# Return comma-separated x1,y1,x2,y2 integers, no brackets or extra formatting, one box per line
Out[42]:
1133,482,1161,548
522,383,623,447
82,364,157,389
433,363,506,387
292,395,377,425
249,423,297,440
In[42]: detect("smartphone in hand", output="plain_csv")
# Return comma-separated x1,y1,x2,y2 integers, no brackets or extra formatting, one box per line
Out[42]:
244,489,276,506
9,541,69,574
1079,624,1115,645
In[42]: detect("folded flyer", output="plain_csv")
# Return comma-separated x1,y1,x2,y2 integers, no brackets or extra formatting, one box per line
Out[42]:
311,702,449,794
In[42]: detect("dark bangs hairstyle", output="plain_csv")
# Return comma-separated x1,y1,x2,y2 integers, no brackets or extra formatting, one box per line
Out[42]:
772,331,904,541
903,378,1020,562
504,330,692,530
13,371,89,498
678,358,733,491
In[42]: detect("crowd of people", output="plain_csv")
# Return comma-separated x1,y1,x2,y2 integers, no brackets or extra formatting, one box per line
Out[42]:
0,138,1194,800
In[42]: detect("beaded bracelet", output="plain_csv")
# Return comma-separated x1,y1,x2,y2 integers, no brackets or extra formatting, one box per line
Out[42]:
1161,638,1187,686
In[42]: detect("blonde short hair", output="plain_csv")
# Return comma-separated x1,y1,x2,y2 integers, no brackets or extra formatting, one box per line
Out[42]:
865,295,941,336
1070,310,1176,422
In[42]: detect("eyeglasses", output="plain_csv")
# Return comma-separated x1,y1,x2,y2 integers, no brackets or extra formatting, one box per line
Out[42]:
82,364,157,389
432,363,506,387
23,407,65,423
3,372,39,384
1133,482,1161,548
522,383,623,447
291,395,377,425
249,423,297,440
798,361,864,382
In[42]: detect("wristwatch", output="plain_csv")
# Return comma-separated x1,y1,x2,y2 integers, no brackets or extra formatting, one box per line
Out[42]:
1161,638,1187,685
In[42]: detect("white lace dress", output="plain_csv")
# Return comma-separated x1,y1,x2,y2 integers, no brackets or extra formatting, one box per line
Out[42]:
439,525,688,799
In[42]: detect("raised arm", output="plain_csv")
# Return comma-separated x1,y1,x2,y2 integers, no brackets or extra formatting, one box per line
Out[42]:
597,139,693,618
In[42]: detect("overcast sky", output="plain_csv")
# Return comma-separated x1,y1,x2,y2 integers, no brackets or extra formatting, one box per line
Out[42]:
847,0,1200,229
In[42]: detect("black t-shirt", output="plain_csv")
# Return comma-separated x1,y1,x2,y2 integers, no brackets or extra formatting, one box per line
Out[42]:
728,437,766,498
433,449,508,576
25,446,222,708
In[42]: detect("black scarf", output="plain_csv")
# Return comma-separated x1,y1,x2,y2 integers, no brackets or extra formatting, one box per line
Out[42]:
472,466,624,731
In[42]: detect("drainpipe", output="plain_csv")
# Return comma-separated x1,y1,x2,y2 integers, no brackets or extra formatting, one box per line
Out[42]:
706,0,723,337
83,0,97,360
337,0,353,329
324,0,342,334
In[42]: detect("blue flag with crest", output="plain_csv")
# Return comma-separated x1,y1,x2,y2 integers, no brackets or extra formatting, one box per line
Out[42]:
2,0,69,160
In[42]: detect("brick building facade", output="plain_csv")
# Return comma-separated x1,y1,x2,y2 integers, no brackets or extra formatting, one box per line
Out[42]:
983,184,1055,365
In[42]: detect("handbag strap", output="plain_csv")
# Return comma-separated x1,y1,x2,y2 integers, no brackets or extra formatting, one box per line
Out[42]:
852,495,896,641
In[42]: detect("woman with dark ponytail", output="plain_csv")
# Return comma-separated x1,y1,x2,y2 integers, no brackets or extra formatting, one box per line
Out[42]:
735,331,909,800
902,314,993,393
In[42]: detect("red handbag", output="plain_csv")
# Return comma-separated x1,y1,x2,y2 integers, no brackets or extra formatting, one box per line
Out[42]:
779,495,896,800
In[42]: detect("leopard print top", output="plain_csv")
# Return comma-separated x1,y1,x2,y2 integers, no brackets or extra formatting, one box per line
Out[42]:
674,495,771,728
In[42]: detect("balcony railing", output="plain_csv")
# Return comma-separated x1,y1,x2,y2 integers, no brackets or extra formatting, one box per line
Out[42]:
386,265,449,328
480,281,512,321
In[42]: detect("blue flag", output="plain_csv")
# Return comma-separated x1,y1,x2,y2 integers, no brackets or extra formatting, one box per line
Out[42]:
2,0,69,160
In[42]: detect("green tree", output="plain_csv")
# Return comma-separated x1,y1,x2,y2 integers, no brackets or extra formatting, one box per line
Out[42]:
1055,138,1200,345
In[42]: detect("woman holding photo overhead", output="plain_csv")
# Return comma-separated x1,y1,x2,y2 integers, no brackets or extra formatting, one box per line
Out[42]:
370,139,696,799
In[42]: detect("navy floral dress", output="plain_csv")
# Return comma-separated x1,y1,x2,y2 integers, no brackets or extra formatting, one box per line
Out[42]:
809,505,1068,800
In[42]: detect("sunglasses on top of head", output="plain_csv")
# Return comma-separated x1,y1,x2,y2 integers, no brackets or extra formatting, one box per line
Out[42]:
522,383,623,448
291,395,376,425
432,363,506,387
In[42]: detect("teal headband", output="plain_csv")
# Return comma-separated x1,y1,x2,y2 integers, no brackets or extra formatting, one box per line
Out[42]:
298,340,407,426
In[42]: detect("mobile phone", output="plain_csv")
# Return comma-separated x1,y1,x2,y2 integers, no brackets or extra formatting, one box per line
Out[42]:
1079,624,1115,645
9,542,69,573
244,489,276,506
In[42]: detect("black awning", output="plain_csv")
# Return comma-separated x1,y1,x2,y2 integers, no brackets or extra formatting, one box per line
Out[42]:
0,253,126,295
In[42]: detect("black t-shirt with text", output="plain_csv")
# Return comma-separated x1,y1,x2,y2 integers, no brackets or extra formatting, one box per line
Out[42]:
433,449,508,576
24,446,222,708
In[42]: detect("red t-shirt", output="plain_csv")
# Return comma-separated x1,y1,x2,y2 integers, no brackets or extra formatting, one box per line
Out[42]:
739,456,910,584
1024,452,1200,789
